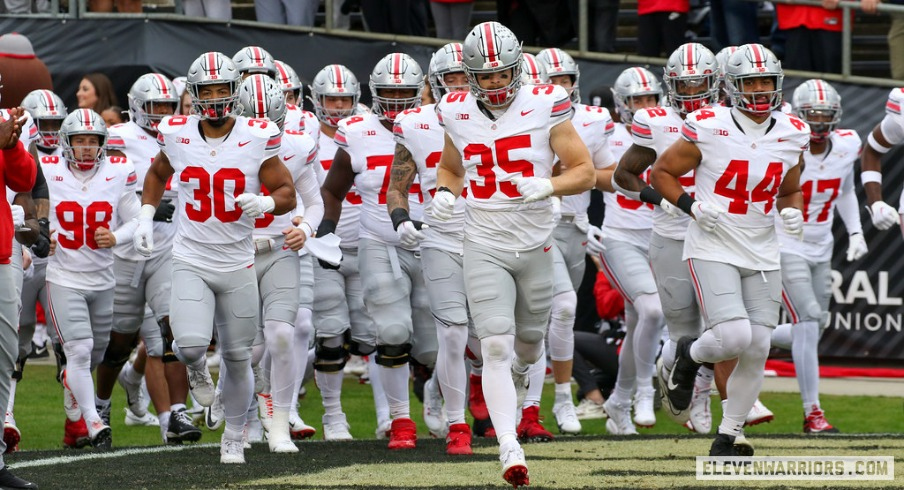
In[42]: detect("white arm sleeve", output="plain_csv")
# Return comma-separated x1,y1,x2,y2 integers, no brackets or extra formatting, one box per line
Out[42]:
294,165,324,237
880,115,904,146
835,170,863,236
113,190,142,244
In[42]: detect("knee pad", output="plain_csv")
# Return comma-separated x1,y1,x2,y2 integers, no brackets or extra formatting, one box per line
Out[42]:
347,338,375,357
375,343,411,368
101,337,135,371
634,293,665,325
313,337,349,372
377,323,411,347
482,316,515,337
480,335,513,364
551,291,577,322
713,321,752,359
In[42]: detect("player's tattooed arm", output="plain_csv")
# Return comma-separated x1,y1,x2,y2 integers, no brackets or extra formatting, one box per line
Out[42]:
613,144,658,194
387,143,417,214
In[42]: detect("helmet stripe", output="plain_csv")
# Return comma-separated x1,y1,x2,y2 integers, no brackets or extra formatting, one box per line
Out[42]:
751,45,764,68
525,55,539,76
254,75,265,117
392,54,402,82
276,63,290,84
155,74,169,97
207,52,219,78
550,49,562,70
452,43,463,62
482,23,497,63
814,80,825,103
252,47,263,64
334,65,344,90
633,67,649,88
43,90,56,112
685,43,695,70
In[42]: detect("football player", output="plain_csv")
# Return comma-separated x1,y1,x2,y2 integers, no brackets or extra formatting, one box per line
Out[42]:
652,43,809,456
434,22,595,487
859,86,904,232
134,51,297,464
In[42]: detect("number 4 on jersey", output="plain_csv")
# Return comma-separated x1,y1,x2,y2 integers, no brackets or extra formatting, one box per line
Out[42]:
714,160,783,214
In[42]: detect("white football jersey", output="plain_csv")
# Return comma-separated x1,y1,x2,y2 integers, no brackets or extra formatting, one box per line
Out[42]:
682,106,810,270
158,114,280,272
631,105,693,240
44,155,139,290
335,113,423,249
602,122,654,245
316,129,363,249
289,106,322,145
254,129,318,238
879,88,904,145
0,109,37,148
777,129,861,262
561,103,616,217
27,147,63,267
107,121,178,261
394,104,466,254
437,84,572,251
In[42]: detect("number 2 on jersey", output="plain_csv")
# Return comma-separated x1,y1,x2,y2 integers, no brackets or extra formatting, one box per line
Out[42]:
464,135,534,199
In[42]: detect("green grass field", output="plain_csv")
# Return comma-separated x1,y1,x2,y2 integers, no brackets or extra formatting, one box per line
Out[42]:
7,365,903,489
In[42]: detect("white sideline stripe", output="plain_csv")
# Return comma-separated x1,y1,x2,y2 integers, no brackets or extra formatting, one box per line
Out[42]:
12,443,220,468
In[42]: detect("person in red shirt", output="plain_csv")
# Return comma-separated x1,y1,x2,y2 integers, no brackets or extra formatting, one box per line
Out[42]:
0,108,38,489
775,1,847,73
636,0,689,56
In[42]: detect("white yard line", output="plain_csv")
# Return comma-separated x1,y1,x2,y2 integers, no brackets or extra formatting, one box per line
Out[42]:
11,443,219,468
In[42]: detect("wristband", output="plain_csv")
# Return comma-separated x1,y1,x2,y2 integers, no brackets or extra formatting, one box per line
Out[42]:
677,193,696,215
390,208,411,230
139,204,156,220
38,217,50,236
639,186,664,205
867,132,891,154
861,170,882,185
436,186,453,195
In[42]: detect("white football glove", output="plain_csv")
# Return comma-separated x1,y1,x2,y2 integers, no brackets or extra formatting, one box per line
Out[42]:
779,207,804,236
659,198,681,218
574,213,590,233
846,232,868,261
133,205,156,257
512,176,554,203
235,193,275,218
10,204,24,229
585,225,606,255
430,190,456,221
550,196,562,224
690,201,725,232
867,201,899,230
397,220,428,248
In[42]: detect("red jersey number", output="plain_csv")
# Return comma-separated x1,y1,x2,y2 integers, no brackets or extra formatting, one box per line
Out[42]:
55,201,113,250
181,167,246,223
463,134,534,200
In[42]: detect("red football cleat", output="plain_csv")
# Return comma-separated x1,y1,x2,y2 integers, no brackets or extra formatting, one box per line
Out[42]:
387,417,417,450
445,423,472,455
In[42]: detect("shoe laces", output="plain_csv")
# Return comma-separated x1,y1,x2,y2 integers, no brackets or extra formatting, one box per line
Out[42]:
260,394,274,418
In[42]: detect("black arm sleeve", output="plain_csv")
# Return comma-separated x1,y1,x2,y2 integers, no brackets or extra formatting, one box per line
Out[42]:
30,161,48,200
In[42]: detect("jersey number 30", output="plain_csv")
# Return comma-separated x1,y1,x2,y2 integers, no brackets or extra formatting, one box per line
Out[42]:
181,167,246,223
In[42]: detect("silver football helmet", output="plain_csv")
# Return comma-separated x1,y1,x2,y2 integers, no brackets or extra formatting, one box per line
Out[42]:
310,64,361,127
792,79,842,142
715,46,740,103
612,67,662,125
461,21,523,108
429,43,468,101
369,53,424,122
232,46,277,78
520,53,547,86
237,74,287,131
127,73,179,131
663,43,719,115
724,43,784,115
274,60,302,97
537,48,580,103
186,51,241,121
21,89,67,149
60,109,106,171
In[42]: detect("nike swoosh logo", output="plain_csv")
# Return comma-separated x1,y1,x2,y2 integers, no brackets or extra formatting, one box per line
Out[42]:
667,374,680,391
777,137,789,142
581,241,588,246
106,176,115,181
283,155,295,161
238,141,251,147
543,245,552,252
582,122,594,127
521,109,534,117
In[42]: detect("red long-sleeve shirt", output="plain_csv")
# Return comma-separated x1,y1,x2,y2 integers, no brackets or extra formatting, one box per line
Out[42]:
594,271,626,320
0,140,36,264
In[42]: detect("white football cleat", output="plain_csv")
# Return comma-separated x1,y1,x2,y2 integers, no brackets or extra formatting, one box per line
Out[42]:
204,391,225,431
221,433,245,464
656,358,690,425
603,398,638,435
632,386,656,428
745,399,774,426
117,365,147,418
323,413,354,441
289,412,316,440
186,363,215,407
124,408,160,427
574,398,607,420
422,376,448,438
499,441,529,487
552,400,582,435
375,418,392,440
687,373,712,434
